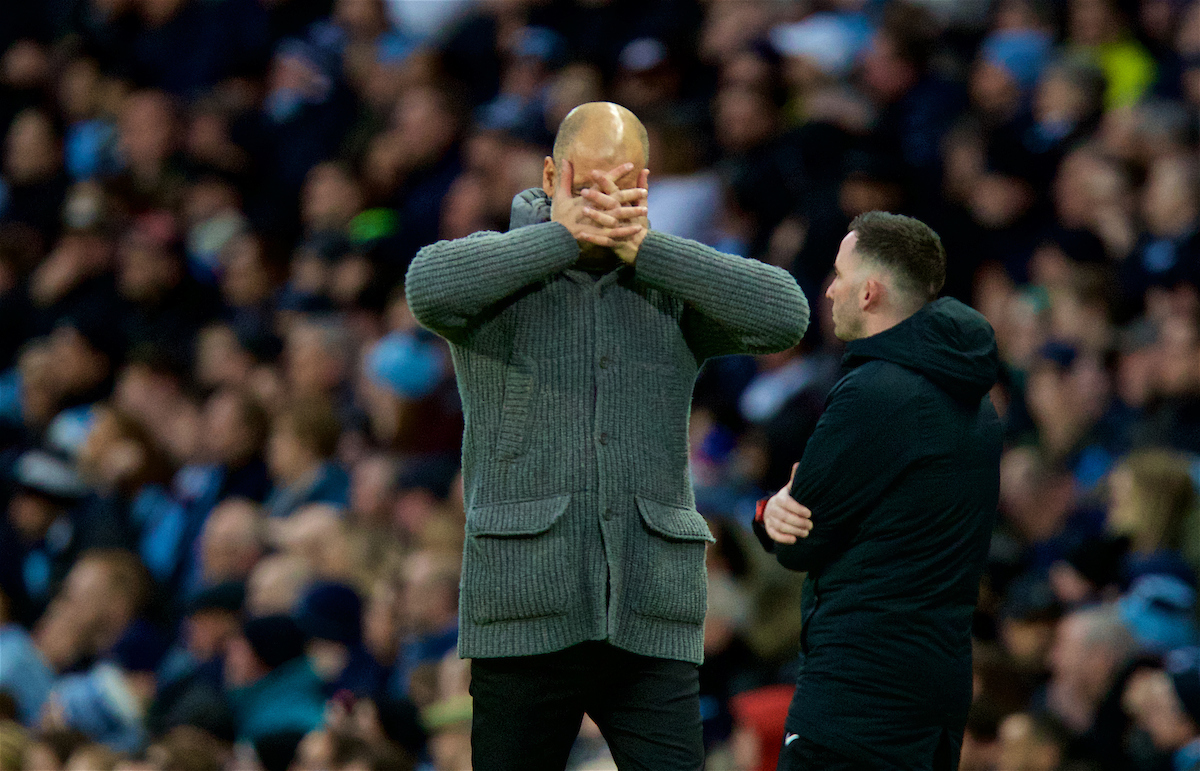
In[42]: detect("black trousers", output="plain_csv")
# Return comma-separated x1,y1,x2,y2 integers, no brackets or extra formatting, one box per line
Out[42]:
776,733,959,771
777,736,873,771
469,641,704,771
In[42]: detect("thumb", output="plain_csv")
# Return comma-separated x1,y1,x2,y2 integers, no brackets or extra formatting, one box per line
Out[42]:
788,462,799,486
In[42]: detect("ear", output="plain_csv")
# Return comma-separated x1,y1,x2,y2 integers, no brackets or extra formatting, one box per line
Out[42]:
542,156,556,198
861,276,887,312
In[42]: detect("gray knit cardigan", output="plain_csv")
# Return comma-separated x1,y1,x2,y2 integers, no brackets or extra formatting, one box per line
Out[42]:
405,189,810,664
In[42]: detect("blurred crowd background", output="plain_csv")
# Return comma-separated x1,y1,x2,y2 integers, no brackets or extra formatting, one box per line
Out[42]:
3,0,1200,769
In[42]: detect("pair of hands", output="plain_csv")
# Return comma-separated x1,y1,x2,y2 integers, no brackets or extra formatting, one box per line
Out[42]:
550,160,649,265
762,463,814,544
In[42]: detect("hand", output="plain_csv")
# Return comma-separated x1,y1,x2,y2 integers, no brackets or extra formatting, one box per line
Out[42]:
763,463,812,544
550,160,643,249
581,167,649,264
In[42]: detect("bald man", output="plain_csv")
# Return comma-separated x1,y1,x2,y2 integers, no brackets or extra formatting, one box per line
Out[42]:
406,103,809,770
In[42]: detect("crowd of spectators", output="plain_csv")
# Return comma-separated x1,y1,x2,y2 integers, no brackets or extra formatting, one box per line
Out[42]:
2,0,1200,769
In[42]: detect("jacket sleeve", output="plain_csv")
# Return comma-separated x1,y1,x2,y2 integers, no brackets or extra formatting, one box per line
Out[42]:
772,370,922,573
404,221,580,341
633,231,810,359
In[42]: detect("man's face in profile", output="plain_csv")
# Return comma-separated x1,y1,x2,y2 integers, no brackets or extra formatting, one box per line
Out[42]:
827,231,868,341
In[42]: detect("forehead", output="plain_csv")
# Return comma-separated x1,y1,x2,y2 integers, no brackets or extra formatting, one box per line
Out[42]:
835,231,860,268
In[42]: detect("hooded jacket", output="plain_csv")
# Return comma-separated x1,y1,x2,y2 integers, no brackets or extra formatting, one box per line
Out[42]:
406,188,809,664
761,297,1002,767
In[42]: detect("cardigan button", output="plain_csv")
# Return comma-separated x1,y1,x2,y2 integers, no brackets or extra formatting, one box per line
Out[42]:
599,356,610,369
603,507,614,521
599,432,609,445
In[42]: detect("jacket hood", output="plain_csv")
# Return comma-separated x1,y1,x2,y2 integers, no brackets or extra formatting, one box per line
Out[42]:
843,297,1000,403
510,188,551,230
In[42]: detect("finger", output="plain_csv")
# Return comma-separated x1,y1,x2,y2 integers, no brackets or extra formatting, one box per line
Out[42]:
579,231,617,248
772,496,807,517
608,205,648,220
581,208,619,227
604,224,644,239
581,187,619,210
594,162,633,194
582,187,647,208
558,159,573,198
766,513,810,536
766,523,797,545
579,225,643,246
582,206,647,226
613,187,648,204
638,168,649,191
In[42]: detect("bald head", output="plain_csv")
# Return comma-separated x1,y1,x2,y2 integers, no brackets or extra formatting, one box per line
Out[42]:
552,102,649,170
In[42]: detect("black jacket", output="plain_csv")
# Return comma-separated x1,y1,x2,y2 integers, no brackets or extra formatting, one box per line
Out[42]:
757,298,1002,767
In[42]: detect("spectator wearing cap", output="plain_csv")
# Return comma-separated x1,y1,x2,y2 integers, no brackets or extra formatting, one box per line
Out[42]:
973,30,1053,121
264,395,350,518
0,449,88,620
0,584,55,725
224,614,326,743
147,582,244,740
1124,647,1200,770
295,581,388,699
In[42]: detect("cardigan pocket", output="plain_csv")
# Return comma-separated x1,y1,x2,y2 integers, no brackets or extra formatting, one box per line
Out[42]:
630,496,715,625
495,358,535,461
463,494,573,624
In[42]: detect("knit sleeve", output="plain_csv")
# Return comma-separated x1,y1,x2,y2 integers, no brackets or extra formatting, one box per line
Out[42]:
404,222,580,341
633,230,810,359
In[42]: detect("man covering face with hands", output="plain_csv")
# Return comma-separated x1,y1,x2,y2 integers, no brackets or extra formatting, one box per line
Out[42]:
405,102,809,770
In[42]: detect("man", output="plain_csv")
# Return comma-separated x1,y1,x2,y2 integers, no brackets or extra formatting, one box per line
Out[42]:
406,102,808,770
756,212,1002,770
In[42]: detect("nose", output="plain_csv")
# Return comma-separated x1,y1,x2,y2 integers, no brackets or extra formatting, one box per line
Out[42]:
825,282,834,300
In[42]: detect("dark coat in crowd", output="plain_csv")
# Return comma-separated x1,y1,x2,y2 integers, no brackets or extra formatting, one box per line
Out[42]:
757,298,1002,768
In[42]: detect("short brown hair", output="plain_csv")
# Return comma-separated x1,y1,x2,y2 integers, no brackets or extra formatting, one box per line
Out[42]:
279,394,341,459
849,211,946,305
79,548,153,614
